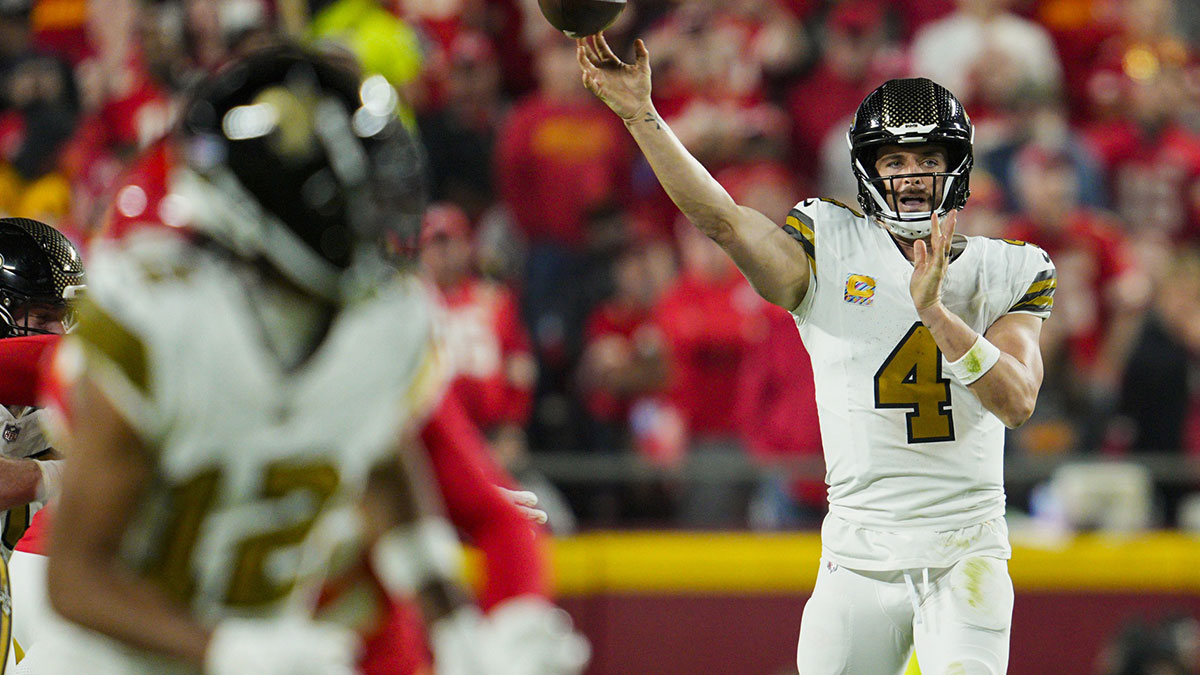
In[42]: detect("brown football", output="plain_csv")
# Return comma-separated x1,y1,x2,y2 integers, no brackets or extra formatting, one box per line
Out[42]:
538,0,627,39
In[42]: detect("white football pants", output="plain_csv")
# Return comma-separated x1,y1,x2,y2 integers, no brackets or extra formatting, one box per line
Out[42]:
795,556,1013,675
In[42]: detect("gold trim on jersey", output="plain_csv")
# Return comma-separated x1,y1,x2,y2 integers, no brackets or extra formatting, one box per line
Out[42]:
1009,269,1056,315
71,297,149,394
783,209,817,275
0,551,11,673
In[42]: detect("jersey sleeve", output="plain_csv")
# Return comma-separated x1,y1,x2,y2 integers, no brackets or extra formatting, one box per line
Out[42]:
47,243,173,447
782,199,820,317
1006,243,1056,320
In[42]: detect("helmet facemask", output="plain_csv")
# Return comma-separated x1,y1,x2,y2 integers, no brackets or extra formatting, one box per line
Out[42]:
850,140,972,239
847,78,975,240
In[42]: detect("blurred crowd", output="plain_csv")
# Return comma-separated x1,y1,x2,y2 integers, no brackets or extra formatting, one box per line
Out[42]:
3,0,1200,529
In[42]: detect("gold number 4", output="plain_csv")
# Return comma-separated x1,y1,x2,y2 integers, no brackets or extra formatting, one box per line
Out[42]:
874,323,955,443
143,460,340,607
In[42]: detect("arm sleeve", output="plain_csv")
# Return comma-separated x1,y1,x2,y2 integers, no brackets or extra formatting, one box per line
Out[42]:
0,334,59,407
782,199,821,319
1006,244,1057,320
420,391,548,609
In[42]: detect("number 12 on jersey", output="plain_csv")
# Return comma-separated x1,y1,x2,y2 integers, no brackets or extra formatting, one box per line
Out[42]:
874,322,955,443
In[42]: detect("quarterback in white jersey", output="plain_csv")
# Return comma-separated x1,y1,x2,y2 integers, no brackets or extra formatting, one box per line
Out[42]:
24,45,566,675
580,35,1051,675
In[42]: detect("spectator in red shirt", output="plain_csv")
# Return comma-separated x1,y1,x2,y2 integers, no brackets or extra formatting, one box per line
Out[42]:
1007,146,1151,450
419,202,576,534
785,0,902,183
654,220,769,526
495,36,632,253
421,202,537,440
578,241,672,450
1084,66,1200,243
734,307,825,529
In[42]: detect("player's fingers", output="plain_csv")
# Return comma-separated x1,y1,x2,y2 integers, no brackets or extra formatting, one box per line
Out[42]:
945,210,957,241
576,42,598,73
588,35,606,60
581,36,601,65
635,38,649,66
913,239,926,268
596,32,623,64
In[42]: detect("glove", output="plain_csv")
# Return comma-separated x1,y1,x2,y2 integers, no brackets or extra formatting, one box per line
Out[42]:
204,616,362,675
479,597,591,675
430,607,490,675
431,599,590,675
497,487,548,525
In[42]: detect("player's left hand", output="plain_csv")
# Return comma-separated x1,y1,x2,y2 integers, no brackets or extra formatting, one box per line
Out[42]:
910,209,956,313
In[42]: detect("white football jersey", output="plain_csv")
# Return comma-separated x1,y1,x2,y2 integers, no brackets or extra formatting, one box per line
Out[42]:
0,406,50,561
60,232,446,626
784,198,1055,570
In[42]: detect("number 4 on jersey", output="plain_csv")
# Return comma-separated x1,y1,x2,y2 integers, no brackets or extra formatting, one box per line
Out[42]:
874,323,955,443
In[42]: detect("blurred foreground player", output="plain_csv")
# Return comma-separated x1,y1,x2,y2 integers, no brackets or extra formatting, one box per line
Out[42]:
23,45,585,675
579,34,1054,674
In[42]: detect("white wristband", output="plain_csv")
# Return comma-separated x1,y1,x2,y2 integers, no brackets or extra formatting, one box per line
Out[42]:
35,459,65,502
945,334,1002,386
370,519,461,597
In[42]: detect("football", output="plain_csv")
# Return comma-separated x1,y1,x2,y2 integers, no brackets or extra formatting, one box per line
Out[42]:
538,0,628,39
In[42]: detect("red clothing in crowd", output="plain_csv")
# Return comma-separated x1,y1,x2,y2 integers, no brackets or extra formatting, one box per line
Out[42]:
1006,210,1138,369
734,308,823,506
653,270,768,437
786,63,878,177
437,277,534,431
495,96,632,249
582,299,656,423
1084,120,1200,242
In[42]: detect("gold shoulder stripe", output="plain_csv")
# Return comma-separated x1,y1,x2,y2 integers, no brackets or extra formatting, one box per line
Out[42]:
1010,268,1057,314
72,297,150,394
783,209,816,274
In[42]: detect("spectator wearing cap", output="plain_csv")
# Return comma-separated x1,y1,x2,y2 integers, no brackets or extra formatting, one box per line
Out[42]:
420,202,537,441
419,201,577,532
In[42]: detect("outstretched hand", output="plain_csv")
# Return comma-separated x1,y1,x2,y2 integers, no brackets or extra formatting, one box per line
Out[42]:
576,33,653,122
910,210,957,313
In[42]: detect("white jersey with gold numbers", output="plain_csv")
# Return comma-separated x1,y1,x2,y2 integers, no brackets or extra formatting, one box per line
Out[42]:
55,231,446,630
784,198,1055,571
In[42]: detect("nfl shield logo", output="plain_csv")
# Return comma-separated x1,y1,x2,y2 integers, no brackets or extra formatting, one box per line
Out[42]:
2,425,18,443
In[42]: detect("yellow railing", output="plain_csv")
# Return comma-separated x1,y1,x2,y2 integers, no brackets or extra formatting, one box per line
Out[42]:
469,531,1200,595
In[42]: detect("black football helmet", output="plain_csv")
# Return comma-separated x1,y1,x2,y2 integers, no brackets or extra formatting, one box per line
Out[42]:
847,78,973,239
173,43,428,301
0,217,86,338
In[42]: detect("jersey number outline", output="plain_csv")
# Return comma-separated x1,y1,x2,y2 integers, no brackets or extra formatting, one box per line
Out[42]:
143,459,340,607
873,322,955,443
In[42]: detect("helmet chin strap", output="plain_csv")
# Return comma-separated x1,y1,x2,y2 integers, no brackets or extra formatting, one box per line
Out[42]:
878,214,933,240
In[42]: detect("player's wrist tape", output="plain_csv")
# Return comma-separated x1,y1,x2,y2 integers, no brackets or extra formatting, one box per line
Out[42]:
34,459,65,502
371,519,461,597
945,334,1001,386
